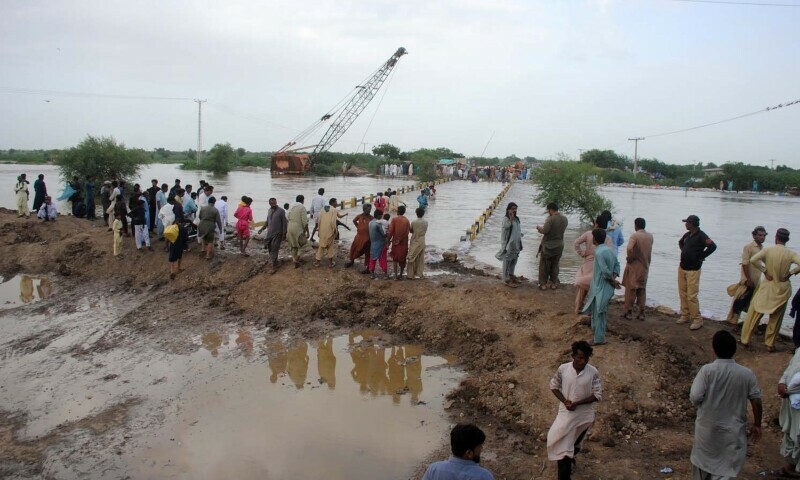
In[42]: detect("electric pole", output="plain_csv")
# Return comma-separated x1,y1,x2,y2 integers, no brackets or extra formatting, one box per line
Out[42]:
770,159,776,170
628,137,644,176
578,148,584,161
194,99,207,165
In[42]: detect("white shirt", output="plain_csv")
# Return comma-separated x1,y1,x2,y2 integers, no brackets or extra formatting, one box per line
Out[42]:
311,194,325,217
216,199,228,226
198,192,208,208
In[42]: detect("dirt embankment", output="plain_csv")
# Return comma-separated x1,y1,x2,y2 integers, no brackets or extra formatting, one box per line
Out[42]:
0,209,793,479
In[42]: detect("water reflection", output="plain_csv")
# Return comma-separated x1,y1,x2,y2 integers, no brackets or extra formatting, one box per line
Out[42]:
200,329,432,403
317,336,336,388
133,330,461,480
0,274,52,308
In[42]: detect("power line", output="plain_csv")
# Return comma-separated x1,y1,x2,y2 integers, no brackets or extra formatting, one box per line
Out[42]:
672,0,800,6
643,97,799,139
0,86,193,101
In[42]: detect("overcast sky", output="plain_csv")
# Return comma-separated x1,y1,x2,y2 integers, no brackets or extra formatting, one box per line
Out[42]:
1,0,798,166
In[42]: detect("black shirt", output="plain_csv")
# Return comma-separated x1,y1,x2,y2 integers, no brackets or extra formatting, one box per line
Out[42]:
679,229,717,270
130,206,146,226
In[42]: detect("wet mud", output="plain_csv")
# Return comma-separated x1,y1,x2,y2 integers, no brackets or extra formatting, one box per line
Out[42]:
0,210,794,479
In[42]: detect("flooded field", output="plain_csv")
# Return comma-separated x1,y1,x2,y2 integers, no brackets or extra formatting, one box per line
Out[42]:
0,283,462,479
468,183,800,330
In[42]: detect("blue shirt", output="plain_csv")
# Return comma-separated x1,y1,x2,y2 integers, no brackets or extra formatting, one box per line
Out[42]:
421,457,494,480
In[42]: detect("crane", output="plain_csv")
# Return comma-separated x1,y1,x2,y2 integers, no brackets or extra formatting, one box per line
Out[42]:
271,47,407,174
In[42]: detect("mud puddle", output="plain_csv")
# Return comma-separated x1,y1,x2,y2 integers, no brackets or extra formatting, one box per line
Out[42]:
0,275,52,309
122,330,462,479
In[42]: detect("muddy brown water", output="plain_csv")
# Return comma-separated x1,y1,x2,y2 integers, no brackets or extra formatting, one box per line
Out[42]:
0,286,462,479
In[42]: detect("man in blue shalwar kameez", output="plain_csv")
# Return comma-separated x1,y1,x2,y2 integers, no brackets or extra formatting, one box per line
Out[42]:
582,229,621,346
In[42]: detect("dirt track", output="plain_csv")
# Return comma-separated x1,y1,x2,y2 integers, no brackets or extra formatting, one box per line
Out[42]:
0,209,793,479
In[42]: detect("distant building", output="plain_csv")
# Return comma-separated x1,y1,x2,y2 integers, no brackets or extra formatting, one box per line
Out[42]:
702,167,724,177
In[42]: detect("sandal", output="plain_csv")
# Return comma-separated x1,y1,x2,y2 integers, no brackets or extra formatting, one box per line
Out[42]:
504,281,518,288
550,284,557,290
539,285,548,291
636,315,646,321
622,312,633,320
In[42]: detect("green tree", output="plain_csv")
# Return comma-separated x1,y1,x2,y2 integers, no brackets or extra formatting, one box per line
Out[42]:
372,143,401,160
581,149,630,170
533,161,613,224
408,148,440,182
236,147,246,158
57,135,148,181
207,143,235,174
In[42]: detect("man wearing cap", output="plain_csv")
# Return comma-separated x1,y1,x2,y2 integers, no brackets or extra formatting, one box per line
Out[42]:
677,215,717,330
726,226,767,325
740,228,800,352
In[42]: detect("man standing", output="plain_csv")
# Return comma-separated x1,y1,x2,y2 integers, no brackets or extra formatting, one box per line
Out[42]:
345,203,373,271
677,215,717,331
216,195,228,250
155,183,168,239
14,174,29,218
740,228,800,352
387,205,411,280
406,207,428,280
258,198,287,275
690,330,762,479
85,175,96,220
421,424,494,480
547,340,602,480
147,179,160,231
726,226,767,325
32,174,47,213
581,229,620,346
622,218,654,321
309,188,325,242
287,195,309,268
315,198,339,268
536,202,569,290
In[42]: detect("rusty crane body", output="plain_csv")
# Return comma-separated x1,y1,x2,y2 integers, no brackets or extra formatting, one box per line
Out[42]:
271,47,407,174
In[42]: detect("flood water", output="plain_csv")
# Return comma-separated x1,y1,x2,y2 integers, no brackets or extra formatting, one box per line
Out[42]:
468,183,800,332
127,331,461,480
0,284,462,479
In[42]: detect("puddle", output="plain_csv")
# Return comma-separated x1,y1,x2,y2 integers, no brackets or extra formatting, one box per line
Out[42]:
125,330,462,480
0,274,52,309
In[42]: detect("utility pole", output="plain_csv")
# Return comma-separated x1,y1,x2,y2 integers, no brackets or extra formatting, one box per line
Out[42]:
770,159,776,170
628,137,644,176
194,99,207,166
577,148,584,161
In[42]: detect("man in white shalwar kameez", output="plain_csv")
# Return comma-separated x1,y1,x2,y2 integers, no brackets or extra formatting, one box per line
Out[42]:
690,330,762,480
547,341,602,480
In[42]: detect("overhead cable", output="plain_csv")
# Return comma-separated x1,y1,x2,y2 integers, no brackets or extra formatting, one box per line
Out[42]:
0,86,193,101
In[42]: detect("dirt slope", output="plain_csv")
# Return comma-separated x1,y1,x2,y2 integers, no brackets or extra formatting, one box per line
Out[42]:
0,209,792,479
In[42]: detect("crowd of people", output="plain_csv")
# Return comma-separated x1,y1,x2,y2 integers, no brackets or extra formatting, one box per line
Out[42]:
13,172,800,479
12,173,438,282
